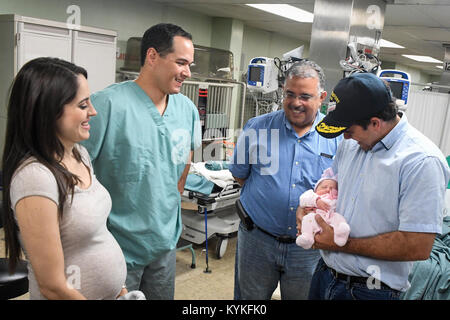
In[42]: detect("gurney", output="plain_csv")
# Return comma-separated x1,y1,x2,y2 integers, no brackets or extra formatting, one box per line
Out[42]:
180,162,241,260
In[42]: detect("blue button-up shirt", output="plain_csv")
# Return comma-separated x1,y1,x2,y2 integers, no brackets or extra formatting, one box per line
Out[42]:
323,113,450,291
229,110,342,238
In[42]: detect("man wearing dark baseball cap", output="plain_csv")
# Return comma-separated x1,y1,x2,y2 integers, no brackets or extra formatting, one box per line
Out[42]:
297,72,450,300
316,72,392,139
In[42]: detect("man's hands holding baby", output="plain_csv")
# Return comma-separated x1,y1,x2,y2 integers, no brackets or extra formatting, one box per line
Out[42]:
295,206,339,250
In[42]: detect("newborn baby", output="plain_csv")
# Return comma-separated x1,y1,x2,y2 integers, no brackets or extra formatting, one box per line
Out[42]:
296,169,350,249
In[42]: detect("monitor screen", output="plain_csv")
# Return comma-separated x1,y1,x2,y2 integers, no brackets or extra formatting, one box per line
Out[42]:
249,66,262,82
388,81,404,100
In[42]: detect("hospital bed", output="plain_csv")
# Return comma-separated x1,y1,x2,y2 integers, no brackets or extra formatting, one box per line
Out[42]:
180,162,241,259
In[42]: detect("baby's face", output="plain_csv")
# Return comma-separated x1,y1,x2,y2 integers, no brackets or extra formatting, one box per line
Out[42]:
316,179,338,195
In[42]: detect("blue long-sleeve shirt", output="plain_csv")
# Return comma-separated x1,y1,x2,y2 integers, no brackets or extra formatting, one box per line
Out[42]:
229,110,342,238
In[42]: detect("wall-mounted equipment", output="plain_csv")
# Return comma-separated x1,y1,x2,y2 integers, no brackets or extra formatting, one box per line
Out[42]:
247,57,278,93
378,69,411,105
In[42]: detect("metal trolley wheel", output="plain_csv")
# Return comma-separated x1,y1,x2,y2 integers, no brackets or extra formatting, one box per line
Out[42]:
215,236,229,259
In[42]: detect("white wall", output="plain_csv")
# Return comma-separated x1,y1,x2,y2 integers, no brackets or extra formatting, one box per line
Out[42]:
241,25,309,69
394,63,432,85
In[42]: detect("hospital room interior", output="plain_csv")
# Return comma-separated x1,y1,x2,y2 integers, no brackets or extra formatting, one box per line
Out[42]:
0,0,449,301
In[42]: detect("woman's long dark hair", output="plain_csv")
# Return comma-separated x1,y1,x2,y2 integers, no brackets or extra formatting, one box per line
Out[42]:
1,57,88,273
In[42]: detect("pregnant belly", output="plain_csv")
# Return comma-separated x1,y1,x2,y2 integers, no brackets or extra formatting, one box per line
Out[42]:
65,237,127,300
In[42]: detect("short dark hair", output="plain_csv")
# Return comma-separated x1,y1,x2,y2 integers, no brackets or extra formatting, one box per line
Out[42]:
140,23,192,66
2,57,87,272
353,97,398,129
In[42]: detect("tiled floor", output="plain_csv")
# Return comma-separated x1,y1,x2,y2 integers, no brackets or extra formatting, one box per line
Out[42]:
175,236,237,300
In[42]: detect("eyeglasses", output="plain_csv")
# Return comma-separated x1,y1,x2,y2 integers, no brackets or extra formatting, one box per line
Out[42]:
283,91,318,102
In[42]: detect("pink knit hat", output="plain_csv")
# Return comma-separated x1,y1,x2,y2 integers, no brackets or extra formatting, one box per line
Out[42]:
314,167,338,192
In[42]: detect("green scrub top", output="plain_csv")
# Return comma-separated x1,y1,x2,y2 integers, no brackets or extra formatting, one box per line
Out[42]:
82,81,202,269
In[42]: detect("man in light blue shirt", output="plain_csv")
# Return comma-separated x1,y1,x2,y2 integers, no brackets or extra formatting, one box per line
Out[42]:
306,72,450,299
229,60,342,299
82,24,201,300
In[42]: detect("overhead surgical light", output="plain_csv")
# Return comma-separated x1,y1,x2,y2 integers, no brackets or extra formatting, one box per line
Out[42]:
245,4,314,23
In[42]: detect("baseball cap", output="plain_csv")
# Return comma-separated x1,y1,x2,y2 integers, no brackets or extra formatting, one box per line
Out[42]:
316,72,392,138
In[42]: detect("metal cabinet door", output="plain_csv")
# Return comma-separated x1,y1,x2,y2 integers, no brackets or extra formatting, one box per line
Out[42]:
72,30,117,94
16,21,72,71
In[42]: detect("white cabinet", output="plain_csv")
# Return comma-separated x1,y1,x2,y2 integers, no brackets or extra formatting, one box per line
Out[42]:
16,21,73,69
72,31,117,93
0,14,117,160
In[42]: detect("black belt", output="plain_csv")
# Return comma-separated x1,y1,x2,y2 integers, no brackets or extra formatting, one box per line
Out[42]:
328,265,393,291
254,225,296,244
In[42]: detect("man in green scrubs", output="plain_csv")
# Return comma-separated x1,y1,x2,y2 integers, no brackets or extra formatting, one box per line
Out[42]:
82,23,201,299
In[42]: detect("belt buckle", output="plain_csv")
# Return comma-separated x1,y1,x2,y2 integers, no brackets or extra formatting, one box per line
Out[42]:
330,267,344,281
330,268,338,278
277,235,294,243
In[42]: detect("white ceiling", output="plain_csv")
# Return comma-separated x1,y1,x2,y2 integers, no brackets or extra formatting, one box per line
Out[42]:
154,0,450,78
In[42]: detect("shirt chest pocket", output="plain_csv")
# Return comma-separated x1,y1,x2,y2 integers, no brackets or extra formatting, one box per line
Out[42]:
169,128,192,165
317,152,334,171
301,152,334,187
111,143,152,182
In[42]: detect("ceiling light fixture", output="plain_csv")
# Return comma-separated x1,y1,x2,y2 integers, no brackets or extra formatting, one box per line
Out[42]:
245,4,314,23
402,55,442,63
379,39,404,48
